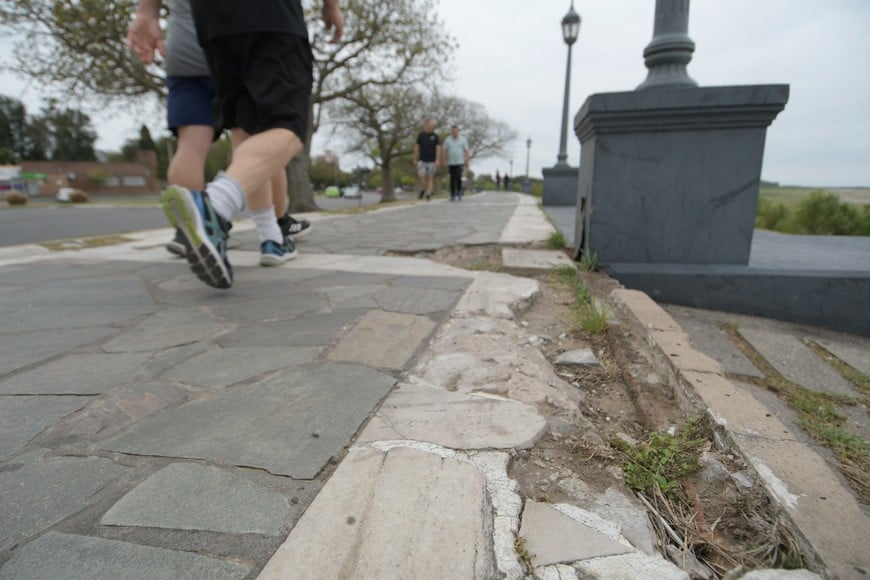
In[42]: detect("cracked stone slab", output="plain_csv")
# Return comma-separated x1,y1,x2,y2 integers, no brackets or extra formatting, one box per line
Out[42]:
0,532,250,580
103,308,225,353
328,310,436,371
573,552,688,579
501,248,576,273
668,312,763,378
258,445,498,579
519,501,633,566
414,316,583,414
161,346,319,389
217,310,366,348
0,353,151,395
0,454,126,552
0,326,116,376
209,291,329,324
454,271,539,319
739,327,856,397
373,286,460,315
357,382,547,450
0,396,93,461
101,363,395,478
101,463,289,535
32,382,192,450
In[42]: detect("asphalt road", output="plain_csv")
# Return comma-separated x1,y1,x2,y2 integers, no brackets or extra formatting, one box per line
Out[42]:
0,192,386,247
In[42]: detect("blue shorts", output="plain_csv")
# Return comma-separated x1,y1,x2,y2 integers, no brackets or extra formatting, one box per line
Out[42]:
166,76,218,135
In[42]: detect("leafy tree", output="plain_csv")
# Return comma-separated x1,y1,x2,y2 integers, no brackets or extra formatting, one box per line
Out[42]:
39,104,98,161
332,85,425,202
0,148,17,164
0,1,165,102
0,95,28,155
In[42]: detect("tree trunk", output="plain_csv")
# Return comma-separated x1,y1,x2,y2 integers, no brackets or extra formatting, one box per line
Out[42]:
380,160,396,203
287,102,319,213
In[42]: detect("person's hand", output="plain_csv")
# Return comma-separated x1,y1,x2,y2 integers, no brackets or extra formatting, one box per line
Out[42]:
322,1,344,44
127,12,164,64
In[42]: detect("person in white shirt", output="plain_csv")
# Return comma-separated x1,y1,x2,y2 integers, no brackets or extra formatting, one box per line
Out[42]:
441,125,470,201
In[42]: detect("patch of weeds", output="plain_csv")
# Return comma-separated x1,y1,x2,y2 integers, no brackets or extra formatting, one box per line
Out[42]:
579,250,598,272
804,340,870,394
577,302,609,335
514,535,537,578
723,326,870,502
465,261,500,272
545,230,566,249
41,235,132,252
612,417,708,497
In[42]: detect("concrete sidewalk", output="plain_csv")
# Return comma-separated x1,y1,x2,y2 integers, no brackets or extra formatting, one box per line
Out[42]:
0,191,862,579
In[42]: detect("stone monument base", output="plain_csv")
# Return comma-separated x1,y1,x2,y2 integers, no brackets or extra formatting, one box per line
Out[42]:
542,165,579,207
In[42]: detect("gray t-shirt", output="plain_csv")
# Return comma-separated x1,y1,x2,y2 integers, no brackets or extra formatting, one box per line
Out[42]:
165,0,210,77
442,135,469,166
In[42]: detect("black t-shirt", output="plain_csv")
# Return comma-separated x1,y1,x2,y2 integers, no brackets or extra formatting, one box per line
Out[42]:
191,0,308,39
416,132,440,163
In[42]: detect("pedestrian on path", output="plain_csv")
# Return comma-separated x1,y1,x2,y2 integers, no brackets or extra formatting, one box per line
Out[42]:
413,119,441,201
442,125,469,202
127,0,313,264
496,170,501,191
156,0,342,289
504,173,511,192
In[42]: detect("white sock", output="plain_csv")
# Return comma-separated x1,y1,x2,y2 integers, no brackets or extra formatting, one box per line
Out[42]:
251,206,283,245
205,172,246,222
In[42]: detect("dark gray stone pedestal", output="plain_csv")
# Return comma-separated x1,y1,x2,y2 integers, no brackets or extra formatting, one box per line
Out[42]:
572,85,789,262
542,165,579,207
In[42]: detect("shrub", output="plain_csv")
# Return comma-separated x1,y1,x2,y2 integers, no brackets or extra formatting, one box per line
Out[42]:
793,190,867,235
756,197,791,231
4,191,28,205
69,190,89,203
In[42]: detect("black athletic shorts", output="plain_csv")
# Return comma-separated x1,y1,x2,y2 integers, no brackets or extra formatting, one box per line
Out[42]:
200,33,313,140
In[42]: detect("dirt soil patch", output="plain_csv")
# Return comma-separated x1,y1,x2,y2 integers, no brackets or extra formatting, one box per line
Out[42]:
428,244,809,577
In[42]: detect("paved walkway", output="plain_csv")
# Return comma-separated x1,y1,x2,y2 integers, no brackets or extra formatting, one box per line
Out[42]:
0,192,863,579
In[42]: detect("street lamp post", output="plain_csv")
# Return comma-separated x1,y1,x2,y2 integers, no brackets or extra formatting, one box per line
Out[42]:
523,137,532,193
556,1,581,167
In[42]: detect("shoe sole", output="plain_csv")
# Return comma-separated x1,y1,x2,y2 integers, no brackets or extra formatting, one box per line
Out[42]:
161,186,233,289
165,241,187,257
259,248,298,267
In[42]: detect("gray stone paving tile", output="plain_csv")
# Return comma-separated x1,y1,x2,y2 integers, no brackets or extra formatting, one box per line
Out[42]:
739,327,856,397
373,286,460,315
162,346,320,389
137,343,208,378
102,308,225,353
0,260,142,284
101,363,395,478
670,313,763,377
157,272,326,307
814,336,870,375
0,532,250,580
101,463,289,535
328,310,436,370
0,327,116,376
0,353,152,395
209,292,328,324
0,456,126,552
0,396,93,460
393,275,470,290
298,271,395,288
0,276,157,332
216,310,367,348
321,285,381,308
34,382,193,449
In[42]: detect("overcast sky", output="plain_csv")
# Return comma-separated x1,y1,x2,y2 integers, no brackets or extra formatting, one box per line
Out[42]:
2,0,868,187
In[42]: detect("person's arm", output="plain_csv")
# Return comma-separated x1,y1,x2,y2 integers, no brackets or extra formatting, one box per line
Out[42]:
322,0,344,44
127,0,165,64
413,143,420,166
436,145,442,168
464,140,470,169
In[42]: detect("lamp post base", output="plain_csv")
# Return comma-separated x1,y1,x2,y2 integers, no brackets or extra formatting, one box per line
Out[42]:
542,164,579,206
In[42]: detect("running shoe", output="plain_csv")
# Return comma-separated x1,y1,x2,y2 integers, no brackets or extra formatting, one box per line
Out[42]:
260,238,297,266
165,228,189,257
278,214,312,241
161,185,233,289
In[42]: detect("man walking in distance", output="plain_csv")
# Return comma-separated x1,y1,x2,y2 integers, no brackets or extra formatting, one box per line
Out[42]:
442,125,470,202
127,0,312,261
413,119,441,201
155,0,342,288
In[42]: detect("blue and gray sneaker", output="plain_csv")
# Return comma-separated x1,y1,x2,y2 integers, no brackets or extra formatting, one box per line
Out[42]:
259,238,297,267
161,185,233,289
